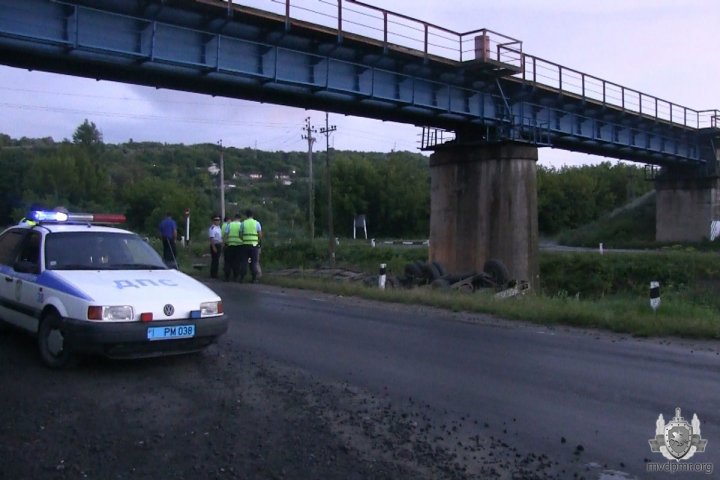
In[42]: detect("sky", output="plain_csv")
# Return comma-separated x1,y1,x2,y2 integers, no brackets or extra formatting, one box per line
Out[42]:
0,0,717,167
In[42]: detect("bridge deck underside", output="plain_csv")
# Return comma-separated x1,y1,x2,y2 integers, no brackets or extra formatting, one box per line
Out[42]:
0,0,716,166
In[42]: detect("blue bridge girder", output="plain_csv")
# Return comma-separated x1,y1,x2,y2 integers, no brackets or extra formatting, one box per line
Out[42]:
0,0,717,169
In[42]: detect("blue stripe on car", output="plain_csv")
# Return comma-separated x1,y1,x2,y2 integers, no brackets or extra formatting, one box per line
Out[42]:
36,271,94,301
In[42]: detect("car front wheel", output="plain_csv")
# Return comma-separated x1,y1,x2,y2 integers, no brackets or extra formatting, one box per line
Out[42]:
38,311,74,368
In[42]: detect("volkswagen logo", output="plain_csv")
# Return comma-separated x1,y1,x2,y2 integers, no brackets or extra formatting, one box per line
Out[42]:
163,304,175,317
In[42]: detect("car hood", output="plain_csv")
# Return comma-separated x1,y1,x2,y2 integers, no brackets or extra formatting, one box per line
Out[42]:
42,269,221,321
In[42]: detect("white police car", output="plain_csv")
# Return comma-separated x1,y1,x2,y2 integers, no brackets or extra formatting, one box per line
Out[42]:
0,210,228,367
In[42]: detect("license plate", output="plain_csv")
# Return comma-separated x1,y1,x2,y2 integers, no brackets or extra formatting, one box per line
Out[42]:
147,324,195,341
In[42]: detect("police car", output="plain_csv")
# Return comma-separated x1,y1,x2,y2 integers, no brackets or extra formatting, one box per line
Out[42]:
0,210,228,368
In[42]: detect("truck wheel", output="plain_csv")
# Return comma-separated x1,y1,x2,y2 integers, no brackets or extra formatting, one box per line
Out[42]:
483,259,510,288
416,261,434,284
404,262,422,283
38,311,74,369
431,261,446,278
430,278,450,289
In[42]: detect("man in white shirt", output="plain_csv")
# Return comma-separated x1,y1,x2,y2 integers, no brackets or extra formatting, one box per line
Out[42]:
208,215,223,279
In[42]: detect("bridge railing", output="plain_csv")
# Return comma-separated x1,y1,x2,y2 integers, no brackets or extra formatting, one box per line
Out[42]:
699,110,720,129
520,53,715,130
229,0,522,65
226,0,715,131
458,29,523,66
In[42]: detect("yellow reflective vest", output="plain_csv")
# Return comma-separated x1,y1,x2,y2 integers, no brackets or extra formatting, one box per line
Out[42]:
241,218,259,246
225,221,242,246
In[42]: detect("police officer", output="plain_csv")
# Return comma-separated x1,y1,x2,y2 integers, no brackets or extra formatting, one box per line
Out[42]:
220,216,230,279
223,212,243,282
18,216,37,227
208,214,223,279
18,203,45,226
238,209,263,283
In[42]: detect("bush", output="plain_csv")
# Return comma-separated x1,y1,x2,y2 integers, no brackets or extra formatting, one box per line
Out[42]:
261,239,428,276
539,251,720,305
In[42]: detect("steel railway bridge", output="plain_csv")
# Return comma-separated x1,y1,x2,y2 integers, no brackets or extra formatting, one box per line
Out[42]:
1,0,718,284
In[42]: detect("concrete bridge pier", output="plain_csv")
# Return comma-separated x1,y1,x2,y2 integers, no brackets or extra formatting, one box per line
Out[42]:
655,175,720,242
429,142,539,289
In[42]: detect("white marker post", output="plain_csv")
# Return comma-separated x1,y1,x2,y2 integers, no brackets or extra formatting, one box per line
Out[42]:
650,281,660,312
378,263,387,289
599,243,604,255
184,208,190,245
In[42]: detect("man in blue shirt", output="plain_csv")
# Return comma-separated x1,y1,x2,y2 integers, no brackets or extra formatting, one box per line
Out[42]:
158,212,178,267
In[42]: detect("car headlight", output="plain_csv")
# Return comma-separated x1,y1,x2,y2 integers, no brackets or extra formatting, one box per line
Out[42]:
87,305,134,321
200,301,223,317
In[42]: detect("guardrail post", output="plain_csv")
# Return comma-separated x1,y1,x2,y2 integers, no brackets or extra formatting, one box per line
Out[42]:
424,24,428,59
650,281,660,311
337,0,343,42
382,11,387,52
285,0,290,31
558,66,562,91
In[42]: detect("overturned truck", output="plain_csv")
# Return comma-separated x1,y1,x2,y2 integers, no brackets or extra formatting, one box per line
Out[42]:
398,259,528,295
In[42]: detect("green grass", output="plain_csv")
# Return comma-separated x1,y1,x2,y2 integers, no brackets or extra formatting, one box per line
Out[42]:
176,228,720,339
175,246,720,339
259,275,720,340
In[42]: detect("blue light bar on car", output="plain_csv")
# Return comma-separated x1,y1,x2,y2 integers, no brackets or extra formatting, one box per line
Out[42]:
27,210,126,224
29,210,68,222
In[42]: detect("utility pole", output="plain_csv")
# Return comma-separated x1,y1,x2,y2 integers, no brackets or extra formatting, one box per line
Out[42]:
218,139,225,221
320,112,337,264
301,117,317,239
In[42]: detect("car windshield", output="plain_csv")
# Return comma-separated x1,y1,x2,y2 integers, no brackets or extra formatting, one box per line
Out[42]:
44,231,167,271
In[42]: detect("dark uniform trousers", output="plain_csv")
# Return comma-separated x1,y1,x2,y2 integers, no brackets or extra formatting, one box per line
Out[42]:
239,245,260,282
209,243,222,279
224,245,242,281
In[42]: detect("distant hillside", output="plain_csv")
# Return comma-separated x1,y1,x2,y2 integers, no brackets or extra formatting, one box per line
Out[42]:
1,126,657,243
0,129,430,239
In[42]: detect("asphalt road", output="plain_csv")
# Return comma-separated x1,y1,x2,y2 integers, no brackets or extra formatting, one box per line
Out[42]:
3,282,719,479
213,282,720,478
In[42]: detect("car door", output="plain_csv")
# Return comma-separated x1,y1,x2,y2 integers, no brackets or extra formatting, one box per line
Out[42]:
0,228,31,329
8,230,43,332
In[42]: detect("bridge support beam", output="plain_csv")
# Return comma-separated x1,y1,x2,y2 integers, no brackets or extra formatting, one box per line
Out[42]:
429,142,539,289
656,176,720,242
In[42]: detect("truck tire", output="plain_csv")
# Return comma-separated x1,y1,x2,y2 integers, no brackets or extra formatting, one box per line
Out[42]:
431,261,446,278
483,259,510,288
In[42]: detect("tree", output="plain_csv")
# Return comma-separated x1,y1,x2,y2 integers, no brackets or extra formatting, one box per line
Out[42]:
72,119,103,148
321,152,430,238
537,162,651,234
330,156,380,236
22,144,111,210
376,153,430,237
